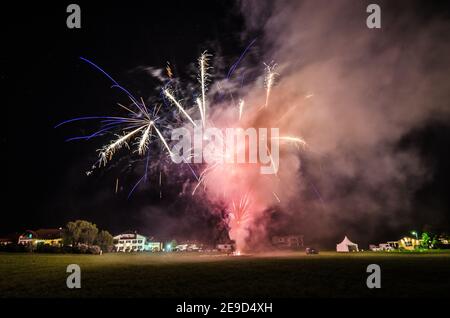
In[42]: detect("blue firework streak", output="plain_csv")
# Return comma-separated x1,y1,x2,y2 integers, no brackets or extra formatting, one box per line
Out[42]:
55,41,310,208
56,56,204,198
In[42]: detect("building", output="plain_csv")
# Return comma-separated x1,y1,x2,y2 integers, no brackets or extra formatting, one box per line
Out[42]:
272,235,304,249
18,229,63,246
370,238,418,251
0,238,14,246
216,243,235,253
398,236,421,250
437,235,450,247
0,233,18,246
113,232,162,252
387,241,400,249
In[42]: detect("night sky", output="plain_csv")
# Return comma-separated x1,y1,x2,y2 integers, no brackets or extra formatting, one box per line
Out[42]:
4,1,450,247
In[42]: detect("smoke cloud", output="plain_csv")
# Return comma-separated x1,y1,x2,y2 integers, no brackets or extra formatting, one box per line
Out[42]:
229,0,450,247
94,0,449,250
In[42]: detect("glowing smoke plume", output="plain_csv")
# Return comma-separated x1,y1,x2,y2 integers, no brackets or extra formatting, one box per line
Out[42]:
58,0,450,250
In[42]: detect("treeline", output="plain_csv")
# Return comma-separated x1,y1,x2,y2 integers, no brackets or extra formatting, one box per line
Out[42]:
63,220,114,253
419,231,450,249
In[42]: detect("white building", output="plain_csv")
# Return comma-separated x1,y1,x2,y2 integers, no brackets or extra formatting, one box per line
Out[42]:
114,232,162,252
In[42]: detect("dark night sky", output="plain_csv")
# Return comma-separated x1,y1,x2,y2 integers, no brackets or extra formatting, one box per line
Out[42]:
4,1,247,238
3,1,450,247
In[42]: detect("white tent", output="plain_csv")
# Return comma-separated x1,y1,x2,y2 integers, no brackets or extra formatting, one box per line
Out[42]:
336,236,359,252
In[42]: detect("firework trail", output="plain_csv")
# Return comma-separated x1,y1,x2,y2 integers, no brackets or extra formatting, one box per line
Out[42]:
198,51,210,127
57,46,308,252
275,136,307,148
163,89,198,127
238,99,244,121
264,62,278,108
230,192,252,228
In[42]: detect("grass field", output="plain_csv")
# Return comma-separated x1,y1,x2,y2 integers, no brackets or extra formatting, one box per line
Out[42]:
1,251,449,298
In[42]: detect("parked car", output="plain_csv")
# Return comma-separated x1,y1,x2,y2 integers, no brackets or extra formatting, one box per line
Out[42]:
305,247,319,255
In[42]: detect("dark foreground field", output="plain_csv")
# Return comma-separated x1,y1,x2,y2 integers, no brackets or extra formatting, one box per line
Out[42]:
1,251,449,298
